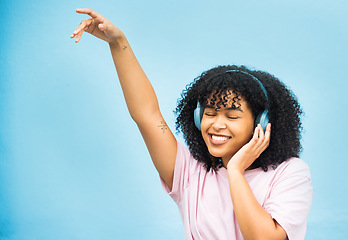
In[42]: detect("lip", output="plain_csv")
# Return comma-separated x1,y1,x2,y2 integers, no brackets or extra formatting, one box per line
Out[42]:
209,134,231,145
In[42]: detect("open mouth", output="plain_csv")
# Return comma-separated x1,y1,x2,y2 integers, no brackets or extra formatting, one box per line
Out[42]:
209,134,231,145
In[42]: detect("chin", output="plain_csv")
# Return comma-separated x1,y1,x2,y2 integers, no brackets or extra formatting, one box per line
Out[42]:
208,149,233,160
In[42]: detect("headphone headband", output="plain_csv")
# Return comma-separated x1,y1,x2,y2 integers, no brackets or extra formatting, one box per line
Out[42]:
193,69,270,131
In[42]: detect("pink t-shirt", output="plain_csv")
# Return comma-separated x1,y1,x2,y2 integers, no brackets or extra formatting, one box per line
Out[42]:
161,140,313,240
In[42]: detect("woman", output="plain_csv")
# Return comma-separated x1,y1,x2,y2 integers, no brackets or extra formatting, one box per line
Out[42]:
71,8,313,239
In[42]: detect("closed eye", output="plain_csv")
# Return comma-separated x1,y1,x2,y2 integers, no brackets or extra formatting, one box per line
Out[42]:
227,116,239,120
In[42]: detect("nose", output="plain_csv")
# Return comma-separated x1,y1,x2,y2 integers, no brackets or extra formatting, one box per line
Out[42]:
212,115,226,130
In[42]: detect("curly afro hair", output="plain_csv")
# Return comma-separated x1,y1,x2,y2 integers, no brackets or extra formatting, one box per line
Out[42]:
175,65,303,172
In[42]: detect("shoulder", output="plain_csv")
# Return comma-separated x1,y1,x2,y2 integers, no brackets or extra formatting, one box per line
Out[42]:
162,139,207,200
267,158,313,202
264,158,313,239
274,157,311,180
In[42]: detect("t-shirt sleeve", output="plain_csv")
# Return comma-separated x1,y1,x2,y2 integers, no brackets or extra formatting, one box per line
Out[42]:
160,139,192,204
263,158,313,240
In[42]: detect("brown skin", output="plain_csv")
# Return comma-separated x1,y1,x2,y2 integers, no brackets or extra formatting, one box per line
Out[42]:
71,9,287,239
71,8,177,189
200,94,255,167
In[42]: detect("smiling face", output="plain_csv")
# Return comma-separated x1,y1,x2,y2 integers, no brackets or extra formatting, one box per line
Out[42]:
200,90,255,167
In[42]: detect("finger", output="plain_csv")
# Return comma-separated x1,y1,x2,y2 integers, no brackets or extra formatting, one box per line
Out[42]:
98,23,106,31
75,8,105,22
250,125,260,145
71,25,85,42
254,124,265,149
70,24,82,38
263,123,271,146
258,123,271,152
78,19,93,32
259,124,265,138
265,123,271,140
71,19,93,41
74,29,84,43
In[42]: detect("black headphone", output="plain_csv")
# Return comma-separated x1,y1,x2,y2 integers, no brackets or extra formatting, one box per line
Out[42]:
193,70,269,131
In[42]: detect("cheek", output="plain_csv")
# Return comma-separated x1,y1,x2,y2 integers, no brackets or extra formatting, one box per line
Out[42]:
245,122,255,134
234,121,254,138
200,117,211,130
200,119,211,141
241,114,256,132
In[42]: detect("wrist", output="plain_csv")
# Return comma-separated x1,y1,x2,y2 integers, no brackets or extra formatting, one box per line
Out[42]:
227,160,245,174
227,164,245,176
227,167,245,189
109,32,127,49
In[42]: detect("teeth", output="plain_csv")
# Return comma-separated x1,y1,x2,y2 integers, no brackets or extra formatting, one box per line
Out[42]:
211,135,229,142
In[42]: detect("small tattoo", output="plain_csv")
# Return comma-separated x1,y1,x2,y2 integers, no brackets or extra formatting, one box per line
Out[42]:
123,45,127,50
158,121,168,134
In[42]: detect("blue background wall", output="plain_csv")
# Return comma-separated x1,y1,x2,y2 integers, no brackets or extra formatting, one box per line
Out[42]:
1,0,347,239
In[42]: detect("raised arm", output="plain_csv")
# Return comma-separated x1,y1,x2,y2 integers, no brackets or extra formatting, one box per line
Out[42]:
71,8,176,188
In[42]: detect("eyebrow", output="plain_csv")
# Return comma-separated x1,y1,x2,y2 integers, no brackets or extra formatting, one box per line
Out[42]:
205,105,244,112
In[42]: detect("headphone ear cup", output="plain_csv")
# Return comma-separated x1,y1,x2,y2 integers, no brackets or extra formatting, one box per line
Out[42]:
194,102,204,130
255,110,269,131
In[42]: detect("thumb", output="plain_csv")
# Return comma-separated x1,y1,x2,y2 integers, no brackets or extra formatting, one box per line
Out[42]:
98,23,106,31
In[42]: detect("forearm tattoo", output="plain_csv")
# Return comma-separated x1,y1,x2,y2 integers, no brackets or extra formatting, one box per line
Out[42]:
158,121,168,134
123,45,127,50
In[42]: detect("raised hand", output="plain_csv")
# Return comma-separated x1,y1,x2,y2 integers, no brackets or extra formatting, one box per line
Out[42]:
227,123,271,173
70,8,123,44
